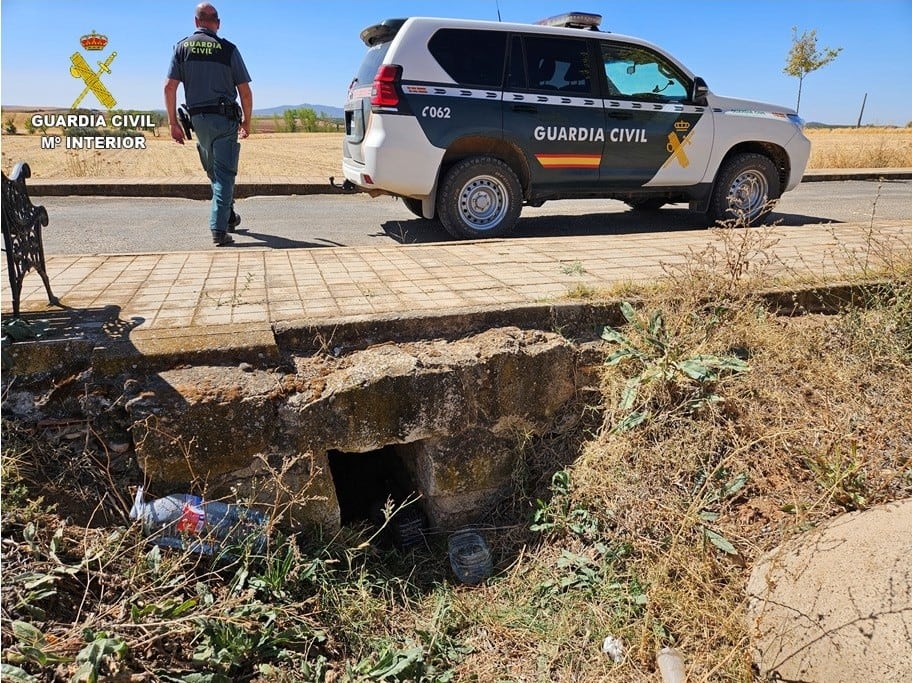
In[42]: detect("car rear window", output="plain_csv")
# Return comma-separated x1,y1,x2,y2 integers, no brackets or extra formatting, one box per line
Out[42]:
428,29,507,88
354,42,392,89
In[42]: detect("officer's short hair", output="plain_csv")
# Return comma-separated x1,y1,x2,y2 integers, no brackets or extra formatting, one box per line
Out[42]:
196,6,219,22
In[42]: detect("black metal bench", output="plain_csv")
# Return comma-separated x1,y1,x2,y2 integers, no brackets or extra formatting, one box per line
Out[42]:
2,162,58,317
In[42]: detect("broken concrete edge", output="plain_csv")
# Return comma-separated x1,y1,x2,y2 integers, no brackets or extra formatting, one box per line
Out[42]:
96,323,281,376
6,322,280,378
272,301,629,355
3,280,900,379
275,279,906,354
22,169,912,198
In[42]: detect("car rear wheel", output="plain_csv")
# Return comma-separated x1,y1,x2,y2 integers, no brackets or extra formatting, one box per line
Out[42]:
708,153,780,225
437,157,522,239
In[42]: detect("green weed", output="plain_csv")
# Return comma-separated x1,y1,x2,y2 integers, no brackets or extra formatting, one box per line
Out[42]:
601,301,748,431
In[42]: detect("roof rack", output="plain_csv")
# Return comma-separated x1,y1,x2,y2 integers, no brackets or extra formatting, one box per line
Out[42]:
535,12,602,30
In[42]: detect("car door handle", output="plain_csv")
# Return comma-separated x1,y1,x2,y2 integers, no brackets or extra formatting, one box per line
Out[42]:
512,104,538,113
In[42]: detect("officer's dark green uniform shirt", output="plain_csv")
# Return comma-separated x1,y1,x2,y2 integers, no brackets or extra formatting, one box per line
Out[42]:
167,28,251,108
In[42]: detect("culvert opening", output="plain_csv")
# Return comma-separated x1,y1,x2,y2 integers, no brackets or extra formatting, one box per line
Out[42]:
327,446,426,547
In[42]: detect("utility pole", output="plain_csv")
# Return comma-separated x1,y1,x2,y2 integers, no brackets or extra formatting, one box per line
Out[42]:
856,93,867,128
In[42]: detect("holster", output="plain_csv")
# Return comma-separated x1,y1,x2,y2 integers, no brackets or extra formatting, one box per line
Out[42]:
177,104,193,140
217,98,243,123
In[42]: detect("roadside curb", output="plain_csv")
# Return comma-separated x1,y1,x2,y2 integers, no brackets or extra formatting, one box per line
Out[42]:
6,280,896,378
25,178,349,198
801,168,912,182
23,169,912,198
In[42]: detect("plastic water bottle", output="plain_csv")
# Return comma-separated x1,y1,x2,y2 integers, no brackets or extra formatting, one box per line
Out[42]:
129,487,268,555
447,530,493,585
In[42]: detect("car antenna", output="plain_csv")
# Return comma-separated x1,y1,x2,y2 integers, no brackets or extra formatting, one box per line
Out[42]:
495,0,502,21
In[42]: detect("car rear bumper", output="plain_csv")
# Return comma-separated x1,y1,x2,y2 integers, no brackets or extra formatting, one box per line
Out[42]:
342,114,444,196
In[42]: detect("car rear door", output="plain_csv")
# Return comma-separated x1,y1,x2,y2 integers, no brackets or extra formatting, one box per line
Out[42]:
502,34,605,192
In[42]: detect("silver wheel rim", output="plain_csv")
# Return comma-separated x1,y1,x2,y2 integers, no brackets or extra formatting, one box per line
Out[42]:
457,175,508,231
726,169,768,219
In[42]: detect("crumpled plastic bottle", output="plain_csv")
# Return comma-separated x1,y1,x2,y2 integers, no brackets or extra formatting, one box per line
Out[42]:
129,486,268,555
447,530,492,585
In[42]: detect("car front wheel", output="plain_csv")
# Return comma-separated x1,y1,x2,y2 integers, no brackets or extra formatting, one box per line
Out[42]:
437,156,522,239
708,153,780,225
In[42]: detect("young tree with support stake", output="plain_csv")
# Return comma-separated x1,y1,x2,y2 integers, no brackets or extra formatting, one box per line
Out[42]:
784,27,842,113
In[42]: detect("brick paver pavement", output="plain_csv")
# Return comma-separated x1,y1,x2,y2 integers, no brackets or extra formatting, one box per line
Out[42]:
5,220,909,335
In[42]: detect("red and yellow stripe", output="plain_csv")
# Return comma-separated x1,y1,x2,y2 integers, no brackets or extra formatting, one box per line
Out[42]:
534,153,601,169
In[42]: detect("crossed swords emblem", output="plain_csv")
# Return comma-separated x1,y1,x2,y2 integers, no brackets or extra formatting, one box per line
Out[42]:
70,51,118,110
663,127,694,169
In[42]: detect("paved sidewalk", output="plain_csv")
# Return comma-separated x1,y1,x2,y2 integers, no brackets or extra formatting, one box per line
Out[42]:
4,168,910,368
6,220,908,340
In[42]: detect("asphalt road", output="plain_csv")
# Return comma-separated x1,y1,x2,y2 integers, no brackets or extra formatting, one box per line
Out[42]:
38,179,910,255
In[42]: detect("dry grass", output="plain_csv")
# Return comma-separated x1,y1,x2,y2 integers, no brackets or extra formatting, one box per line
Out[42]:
1,109,344,180
449,225,912,681
3,219,910,681
807,127,912,168
2,107,910,180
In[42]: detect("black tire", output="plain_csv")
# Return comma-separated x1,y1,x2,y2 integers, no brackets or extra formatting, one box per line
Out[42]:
436,156,522,239
400,196,424,219
707,152,780,225
625,198,666,212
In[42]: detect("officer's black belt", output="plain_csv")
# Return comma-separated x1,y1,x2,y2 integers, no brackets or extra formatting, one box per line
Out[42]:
188,105,228,116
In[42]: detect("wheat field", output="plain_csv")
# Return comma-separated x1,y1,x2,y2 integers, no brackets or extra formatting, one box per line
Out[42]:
2,108,910,180
806,127,912,168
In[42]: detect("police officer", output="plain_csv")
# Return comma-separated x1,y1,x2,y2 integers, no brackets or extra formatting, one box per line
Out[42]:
164,3,252,246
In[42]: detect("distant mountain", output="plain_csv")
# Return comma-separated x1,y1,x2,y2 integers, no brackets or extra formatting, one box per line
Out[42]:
254,103,343,119
805,121,845,129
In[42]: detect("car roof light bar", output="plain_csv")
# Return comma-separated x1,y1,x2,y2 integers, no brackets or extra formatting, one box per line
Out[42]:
535,12,602,30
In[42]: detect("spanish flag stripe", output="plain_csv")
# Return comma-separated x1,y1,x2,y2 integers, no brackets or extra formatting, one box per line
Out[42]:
535,154,601,168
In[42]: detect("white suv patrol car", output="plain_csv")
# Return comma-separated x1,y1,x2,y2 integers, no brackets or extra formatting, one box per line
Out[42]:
342,12,811,239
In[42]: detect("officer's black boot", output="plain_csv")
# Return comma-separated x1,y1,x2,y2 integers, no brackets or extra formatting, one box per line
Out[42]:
228,208,241,233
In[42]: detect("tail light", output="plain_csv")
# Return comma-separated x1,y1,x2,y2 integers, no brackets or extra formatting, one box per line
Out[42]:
371,64,402,107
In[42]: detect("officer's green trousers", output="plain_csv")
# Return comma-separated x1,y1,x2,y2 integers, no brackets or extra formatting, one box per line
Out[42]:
192,113,240,235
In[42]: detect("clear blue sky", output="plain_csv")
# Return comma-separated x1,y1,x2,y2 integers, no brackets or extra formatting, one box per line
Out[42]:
2,0,910,125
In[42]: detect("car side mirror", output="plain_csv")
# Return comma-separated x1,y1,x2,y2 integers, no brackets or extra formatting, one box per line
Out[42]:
692,76,709,106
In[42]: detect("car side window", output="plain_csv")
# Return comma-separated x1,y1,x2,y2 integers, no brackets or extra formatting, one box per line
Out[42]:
428,29,507,87
600,43,689,102
522,35,593,95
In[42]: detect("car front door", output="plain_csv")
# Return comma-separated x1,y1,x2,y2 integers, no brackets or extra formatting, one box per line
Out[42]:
598,42,712,188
